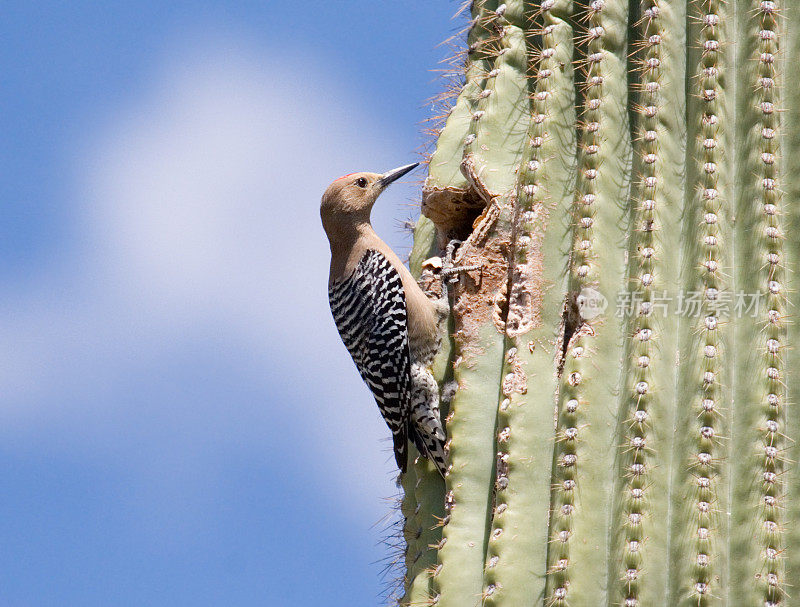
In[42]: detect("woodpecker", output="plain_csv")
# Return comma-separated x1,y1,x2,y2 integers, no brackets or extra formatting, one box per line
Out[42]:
321,162,448,477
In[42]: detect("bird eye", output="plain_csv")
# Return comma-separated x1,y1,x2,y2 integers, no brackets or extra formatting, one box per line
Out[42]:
355,177,368,188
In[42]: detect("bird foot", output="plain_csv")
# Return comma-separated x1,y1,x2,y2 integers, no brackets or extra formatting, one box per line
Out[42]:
441,239,483,283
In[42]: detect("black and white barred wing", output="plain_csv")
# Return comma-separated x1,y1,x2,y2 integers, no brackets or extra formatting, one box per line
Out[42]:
328,249,412,472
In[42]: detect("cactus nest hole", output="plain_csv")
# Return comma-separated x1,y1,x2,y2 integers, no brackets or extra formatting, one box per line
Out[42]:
421,186,487,245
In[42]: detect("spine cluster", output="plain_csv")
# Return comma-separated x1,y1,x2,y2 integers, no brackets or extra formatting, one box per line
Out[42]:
400,470,425,594
616,2,665,604
483,9,560,602
430,2,529,605
687,1,726,602
404,4,503,604
752,1,785,603
547,1,607,603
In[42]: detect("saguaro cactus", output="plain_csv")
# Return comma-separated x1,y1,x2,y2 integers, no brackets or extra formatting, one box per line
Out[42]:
395,0,800,606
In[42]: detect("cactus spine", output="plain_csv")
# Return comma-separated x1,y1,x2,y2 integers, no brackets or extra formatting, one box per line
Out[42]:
391,1,800,605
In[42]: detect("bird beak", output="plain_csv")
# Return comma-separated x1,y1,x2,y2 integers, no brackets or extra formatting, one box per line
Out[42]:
378,162,419,189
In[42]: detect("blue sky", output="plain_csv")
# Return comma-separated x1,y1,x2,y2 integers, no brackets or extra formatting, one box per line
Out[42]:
1,3,461,605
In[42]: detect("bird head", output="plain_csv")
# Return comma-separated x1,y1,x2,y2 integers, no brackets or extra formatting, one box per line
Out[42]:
320,162,419,231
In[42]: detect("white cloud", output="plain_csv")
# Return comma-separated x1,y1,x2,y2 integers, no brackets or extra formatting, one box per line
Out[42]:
0,39,423,521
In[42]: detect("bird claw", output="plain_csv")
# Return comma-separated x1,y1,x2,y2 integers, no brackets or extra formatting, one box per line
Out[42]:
442,239,483,283
444,239,462,264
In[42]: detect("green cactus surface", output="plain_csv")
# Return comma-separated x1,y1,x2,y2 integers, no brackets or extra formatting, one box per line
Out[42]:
393,1,800,605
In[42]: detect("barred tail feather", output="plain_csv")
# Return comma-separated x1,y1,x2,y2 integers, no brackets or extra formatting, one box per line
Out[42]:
393,428,409,473
409,421,448,478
